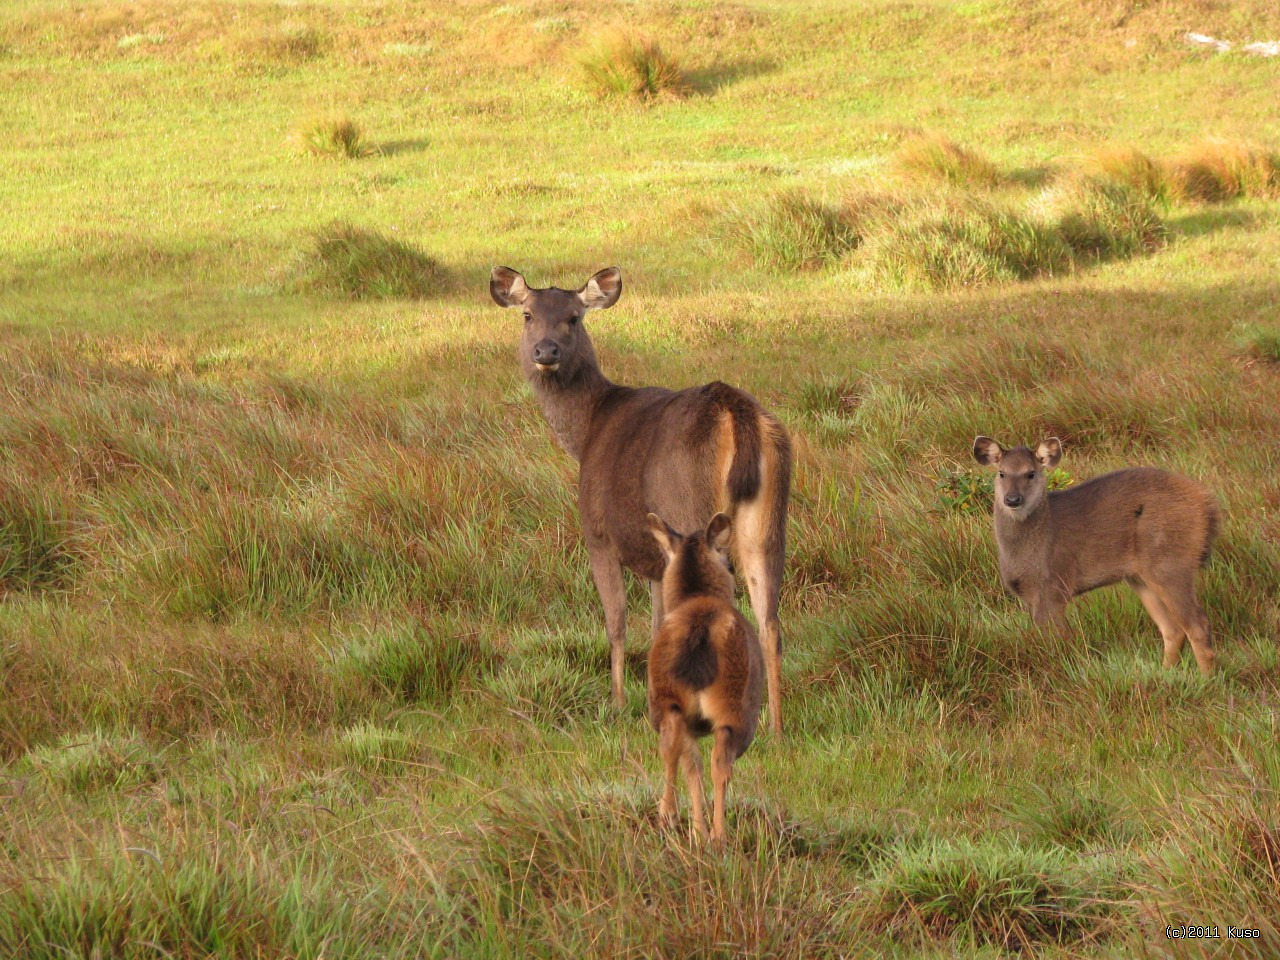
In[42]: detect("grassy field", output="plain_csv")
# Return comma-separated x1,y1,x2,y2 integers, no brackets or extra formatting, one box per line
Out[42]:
2,0,1279,956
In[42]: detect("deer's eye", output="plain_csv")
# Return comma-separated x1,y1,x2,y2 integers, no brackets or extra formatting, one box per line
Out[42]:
998,472,1005,479
523,312,532,323
1027,472,1036,480
568,314,580,325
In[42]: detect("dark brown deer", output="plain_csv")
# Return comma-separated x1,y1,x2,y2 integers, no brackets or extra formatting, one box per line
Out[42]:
646,512,761,843
973,436,1220,673
490,266,791,733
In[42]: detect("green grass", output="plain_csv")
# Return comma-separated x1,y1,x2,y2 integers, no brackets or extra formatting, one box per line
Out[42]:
2,0,1280,956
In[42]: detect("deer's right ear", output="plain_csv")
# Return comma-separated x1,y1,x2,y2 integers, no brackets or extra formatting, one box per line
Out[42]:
490,266,530,308
973,436,1005,466
1035,437,1063,468
646,513,679,558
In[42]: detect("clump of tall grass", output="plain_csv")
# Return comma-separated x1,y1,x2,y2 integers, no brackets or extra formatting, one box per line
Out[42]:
859,197,1072,291
481,655,607,727
336,720,420,774
289,221,447,299
1082,146,1170,203
1035,174,1167,259
236,21,328,63
24,730,160,795
578,29,688,101
892,134,1003,187
1167,139,1280,203
867,837,1125,948
0,477,81,593
336,622,498,705
297,115,376,159
1237,325,1280,364
723,191,861,270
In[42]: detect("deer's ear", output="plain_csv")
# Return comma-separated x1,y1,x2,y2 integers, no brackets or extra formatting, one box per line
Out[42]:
647,513,680,558
706,513,732,555
973,436,1005,466
578,267,622,311
490,266,530,308
1036,437,1063,468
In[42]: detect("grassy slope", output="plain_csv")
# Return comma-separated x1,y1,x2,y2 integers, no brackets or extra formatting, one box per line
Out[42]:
1,1,1279,956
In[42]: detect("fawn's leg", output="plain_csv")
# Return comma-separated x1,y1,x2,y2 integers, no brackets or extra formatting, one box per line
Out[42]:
1130,578,1187,667
657,711,682,827
710,727,735,844
1152,574,1216,675
680,737,708,843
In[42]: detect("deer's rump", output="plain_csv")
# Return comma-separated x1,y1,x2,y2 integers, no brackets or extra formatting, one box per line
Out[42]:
578,381,778,582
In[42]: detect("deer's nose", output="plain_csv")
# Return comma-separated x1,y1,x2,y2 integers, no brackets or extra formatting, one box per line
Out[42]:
532,340,560,366
1004,493,1024,508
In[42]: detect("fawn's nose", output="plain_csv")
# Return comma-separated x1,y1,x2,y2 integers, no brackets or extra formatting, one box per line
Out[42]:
1004,493,1024,508
532,340,560,366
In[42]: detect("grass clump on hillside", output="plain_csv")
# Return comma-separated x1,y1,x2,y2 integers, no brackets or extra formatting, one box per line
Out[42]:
1237,325,1280,364
1035,174,1167,259
297,115,376,159
25,730,160,795
859,197,1072,291
893,134,1003,188
289,222,447,299
235,21,328,63
1083,146,1170,204
1167,140,1280,203
723,191,862,270
578,30,688,101
867,837,1125,948
336,622,499,705
0,478,81,593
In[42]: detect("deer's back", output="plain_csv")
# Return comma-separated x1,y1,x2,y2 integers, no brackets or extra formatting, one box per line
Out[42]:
579,381,773,581
648,596,762,755
1048,467,1219,590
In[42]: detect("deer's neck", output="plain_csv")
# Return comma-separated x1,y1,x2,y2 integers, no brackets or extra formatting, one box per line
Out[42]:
528,363,616,462
994,500,1052,578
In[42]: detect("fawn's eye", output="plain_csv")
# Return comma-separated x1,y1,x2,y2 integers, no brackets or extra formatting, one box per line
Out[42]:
568,314,580,325
523,312,532,323
998,472,1005,479
1027,472,1036,480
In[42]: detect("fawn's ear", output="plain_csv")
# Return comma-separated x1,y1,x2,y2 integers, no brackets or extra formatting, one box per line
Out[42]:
705,513,732,555
973,436,1005,466
1036,437,1063,468
578,267,622,311
490,266,530,308
647,513,680,558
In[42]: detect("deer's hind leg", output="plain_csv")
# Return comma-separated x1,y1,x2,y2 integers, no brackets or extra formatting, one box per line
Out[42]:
680,736,708,842
735,530,784,737
657,711,684,828
1149,572,1215,675
1129,578,1187,668
710,726,735,844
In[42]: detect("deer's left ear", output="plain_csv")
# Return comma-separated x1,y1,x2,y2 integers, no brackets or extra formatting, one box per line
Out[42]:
1036,437,1063,468
490,266,530,308
647,513,680,558
578,267,622,311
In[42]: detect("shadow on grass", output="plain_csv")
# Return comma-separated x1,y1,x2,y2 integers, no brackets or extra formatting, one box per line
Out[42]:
377,138,431,157
1167,207,1263,238
685,58,774,95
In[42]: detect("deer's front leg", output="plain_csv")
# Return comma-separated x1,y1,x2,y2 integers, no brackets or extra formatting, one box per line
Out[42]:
587,541,628,709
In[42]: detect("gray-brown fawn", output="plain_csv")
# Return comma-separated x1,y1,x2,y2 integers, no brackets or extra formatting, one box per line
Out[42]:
973,436,1220,672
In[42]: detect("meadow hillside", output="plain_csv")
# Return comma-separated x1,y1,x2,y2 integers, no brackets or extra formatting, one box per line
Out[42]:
1,0,1279,956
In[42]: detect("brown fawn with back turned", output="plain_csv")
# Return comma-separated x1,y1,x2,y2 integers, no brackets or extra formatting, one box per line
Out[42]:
490,266,791,733
973,436,1221,673
646,512,762,844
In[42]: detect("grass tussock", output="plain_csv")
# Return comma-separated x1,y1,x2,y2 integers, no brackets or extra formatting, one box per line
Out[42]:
867,837,1125,948
892,134,1003,188
1167,140,1280,203
1238,325,1280,364
723,191,862,270
860,197,1073,291
289,222,447,299
297,115,376,159
578,29,688,101
24,730,161,795
0,476,82,593
336,621,499,705
1082,146,1170,203
1035,174,1167,259
236,21,328,63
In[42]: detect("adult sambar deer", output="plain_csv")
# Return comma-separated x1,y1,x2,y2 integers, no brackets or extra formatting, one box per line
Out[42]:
490,266,791,733
973,436,1220,673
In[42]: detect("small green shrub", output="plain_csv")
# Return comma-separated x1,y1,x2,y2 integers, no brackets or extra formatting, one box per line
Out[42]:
297,115,375,159
936,466,1073,514
290,222,447,299
1035,174,1166,260
578,30,687,101
893,134,1003,187
724,191,861,271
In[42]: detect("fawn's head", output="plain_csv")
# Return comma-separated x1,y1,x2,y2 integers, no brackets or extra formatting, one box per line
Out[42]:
489,266,622,384
973,436,1062,519
647,513,734,605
